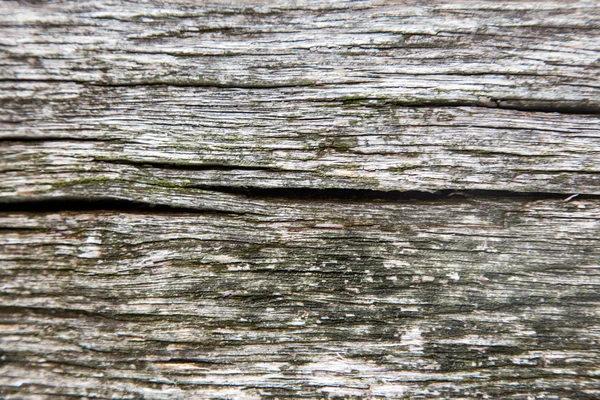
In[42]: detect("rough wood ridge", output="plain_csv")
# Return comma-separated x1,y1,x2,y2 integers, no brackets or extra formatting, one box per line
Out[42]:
1,0,600,399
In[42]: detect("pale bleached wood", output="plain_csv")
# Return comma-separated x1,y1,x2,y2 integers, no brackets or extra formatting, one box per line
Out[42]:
0,1,599,111
1,82,600,203
1,197,600,399
2,0,600,201
2,1,600,399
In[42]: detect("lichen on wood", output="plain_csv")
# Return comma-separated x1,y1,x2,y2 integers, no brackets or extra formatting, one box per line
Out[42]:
1,0,600,399
1,197,600,398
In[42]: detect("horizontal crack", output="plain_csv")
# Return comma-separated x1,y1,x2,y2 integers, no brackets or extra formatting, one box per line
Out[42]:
0,78,321,90
187,186,598,202
95,157,290,172
494,100,600,116
0,197,237,215
336,98,600,116
0,305,119,321
0,136,119,143
0,189,595,215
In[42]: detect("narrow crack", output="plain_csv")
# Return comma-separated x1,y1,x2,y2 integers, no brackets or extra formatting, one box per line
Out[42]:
0,189,596,215
0,78,320,90
95,158,290,172
0,198,231,214
185,186,598,202
0,136,120,143
339,97,600,116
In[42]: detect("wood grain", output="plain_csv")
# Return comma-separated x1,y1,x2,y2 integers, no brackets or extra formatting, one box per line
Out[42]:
1,0,600,398
1,197,600,399
1,0,599,112
1,82,600,201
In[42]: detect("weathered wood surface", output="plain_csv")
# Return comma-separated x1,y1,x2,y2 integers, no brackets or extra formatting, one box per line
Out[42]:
1,198,600,399
1,0,599,112
1,0,600,399
2,0,600,201
2,83,600,200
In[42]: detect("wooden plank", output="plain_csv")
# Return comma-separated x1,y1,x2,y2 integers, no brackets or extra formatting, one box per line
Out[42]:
1,197,599,398
1,82,600,203
1,1,600,399
1,1,599,111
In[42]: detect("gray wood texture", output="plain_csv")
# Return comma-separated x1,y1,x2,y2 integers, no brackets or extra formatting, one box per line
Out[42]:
1,0,600,399
2,198,600,399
